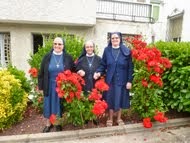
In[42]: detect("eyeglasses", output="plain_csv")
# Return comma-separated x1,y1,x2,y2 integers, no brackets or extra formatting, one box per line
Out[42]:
54,43,63,46
85,46,94,48
111,37,119,40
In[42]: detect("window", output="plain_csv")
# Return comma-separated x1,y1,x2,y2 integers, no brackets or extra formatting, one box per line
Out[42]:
173,37,181,42
0,33,11,67
32,33,74,54
107,32,139,48
33,34,43,54
152,5,160,21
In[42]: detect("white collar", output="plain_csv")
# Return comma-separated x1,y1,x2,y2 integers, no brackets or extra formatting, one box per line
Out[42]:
112,45,120,49
53,51,63,55
86,53,95,57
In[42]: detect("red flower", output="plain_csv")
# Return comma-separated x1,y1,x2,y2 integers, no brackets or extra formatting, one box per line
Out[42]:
141,79,148,87
143,118,152,128
95,78,109,92
88,88,102,101
160,57,172,69
28,68,38,78
92,100,108,116
56,70,85,102
49,114,56,125
56,87,65,98
154,111,168,123
149,74,163,87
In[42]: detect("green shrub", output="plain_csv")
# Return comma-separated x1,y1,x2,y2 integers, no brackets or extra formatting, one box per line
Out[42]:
0,69,28,129
155,41,190,112
7,65,31,93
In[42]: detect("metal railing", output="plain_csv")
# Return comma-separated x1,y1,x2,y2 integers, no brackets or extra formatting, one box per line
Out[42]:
96,0,154,23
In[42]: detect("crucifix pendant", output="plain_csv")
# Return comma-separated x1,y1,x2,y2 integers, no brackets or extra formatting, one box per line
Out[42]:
89,64,92,67
56,64,59,68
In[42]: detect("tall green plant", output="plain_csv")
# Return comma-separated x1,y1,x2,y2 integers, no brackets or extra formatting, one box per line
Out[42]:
155,41,190,112
126,36,171,128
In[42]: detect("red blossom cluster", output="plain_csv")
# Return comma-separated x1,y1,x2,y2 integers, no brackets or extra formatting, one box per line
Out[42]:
55,70,109,119
154,111,168,123
49,114,56,125
28,67,38,77
55,70,85,102
127,36,172,87
143,111,167,128
92,100,108,116
89,78,109,116
143,117,152,128
95,78,109,92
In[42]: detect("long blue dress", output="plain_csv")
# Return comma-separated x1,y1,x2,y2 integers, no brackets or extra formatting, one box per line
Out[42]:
43,53,64,118
105,48,130,111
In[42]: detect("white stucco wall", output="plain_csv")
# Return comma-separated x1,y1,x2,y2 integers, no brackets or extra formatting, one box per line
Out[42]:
0,0,96,26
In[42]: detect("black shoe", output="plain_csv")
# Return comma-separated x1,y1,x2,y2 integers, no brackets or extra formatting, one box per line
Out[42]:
55,125,62,132
93,119,99,125
43,125,53,133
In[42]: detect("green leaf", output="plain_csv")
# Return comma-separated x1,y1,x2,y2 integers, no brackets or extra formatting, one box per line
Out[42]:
181,89,187,93
185,92,190,99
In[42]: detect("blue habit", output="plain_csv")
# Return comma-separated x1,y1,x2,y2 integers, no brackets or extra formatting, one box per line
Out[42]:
43,53,64,118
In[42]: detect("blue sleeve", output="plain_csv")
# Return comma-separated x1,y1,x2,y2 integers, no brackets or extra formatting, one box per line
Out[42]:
127,50,134,83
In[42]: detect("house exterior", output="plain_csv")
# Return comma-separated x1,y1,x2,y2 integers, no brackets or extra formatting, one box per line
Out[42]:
0,0,188,73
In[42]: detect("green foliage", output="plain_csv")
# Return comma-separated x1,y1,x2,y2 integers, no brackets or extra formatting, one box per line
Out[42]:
155,41,190,112
0,69,28,129
131,62,167,118
63,94,95,126
126,36,172,120
7,65,31,93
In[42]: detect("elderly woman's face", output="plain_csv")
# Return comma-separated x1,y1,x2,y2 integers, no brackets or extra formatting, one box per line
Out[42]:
85,41,94,55
111,34,120,47
53,37,64,53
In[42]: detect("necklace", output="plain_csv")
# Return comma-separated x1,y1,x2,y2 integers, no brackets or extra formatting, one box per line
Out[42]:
86,56,94,67
53,54,62,68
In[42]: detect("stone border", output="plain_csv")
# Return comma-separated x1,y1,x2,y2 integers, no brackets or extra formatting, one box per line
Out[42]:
0,117,190,143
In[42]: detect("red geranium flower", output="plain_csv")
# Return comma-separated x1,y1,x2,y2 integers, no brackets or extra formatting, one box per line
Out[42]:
141,79,148,87
95,78,109,92
154,111,168,123
143,118,152,128
88,88,102,101
56,70,85,102
49,114,56,125
28,67,38,78
92,100,108,116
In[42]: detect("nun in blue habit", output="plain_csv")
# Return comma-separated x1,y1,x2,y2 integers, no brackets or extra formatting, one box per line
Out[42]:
38,37,74,132
94,32,134,126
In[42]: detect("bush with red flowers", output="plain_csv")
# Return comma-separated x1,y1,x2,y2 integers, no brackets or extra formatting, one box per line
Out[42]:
28,67,44,112
125,36,171,128
52,70,109,126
